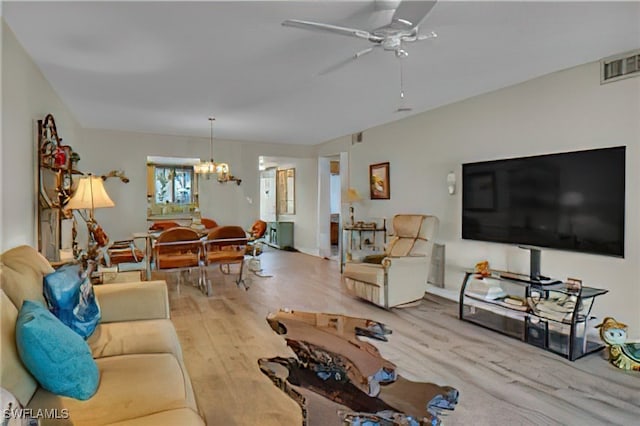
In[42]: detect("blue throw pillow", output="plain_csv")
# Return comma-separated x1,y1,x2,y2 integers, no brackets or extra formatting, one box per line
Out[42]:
44,264,101,339
15,300,99,400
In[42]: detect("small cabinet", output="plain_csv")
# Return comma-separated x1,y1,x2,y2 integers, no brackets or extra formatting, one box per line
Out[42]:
459,271,608,361
265,221,294,250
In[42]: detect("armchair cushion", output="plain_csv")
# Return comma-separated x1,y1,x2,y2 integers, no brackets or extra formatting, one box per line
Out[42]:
16,301,99,400
393,214,425,238
362,254,385,264
388,238,415,257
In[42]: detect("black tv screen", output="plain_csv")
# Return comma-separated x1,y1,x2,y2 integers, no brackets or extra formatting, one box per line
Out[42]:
462,146,625,257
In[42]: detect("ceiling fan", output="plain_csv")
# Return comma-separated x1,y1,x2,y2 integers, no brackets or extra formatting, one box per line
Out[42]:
282,0,438,74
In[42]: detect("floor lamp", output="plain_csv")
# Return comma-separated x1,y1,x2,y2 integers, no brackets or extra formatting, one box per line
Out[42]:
65,175,115,265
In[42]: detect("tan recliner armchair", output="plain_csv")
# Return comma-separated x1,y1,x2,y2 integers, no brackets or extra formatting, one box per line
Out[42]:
343,214,439,308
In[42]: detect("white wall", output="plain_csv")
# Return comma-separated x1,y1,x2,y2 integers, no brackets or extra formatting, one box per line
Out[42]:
319,61,640,337
266,157,319,256
1,20,81,251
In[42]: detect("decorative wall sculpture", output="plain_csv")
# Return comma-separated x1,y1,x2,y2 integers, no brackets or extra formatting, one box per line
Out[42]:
37,114,79,261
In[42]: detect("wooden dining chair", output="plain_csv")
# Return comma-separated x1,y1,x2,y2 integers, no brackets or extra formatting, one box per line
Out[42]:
201,218,219,230
246,219,267,256
89,224,145,270
149,220,180,232
153,227,203,291
202,226,248,295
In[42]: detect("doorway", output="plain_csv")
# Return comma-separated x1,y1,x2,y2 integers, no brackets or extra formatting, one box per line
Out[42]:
329,159,340,258
259,167,276,223
317,153,346,260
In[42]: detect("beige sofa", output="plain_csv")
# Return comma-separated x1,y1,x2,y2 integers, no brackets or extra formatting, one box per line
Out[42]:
343,214,439,308
1,245,204,425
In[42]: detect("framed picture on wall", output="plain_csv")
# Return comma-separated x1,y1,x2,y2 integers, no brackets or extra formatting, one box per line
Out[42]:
369,162,390,200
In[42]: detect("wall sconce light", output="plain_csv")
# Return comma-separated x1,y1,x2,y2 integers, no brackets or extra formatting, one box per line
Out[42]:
447,171,456,195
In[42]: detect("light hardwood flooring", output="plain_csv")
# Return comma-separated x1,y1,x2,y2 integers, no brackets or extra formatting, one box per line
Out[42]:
164,249,640,426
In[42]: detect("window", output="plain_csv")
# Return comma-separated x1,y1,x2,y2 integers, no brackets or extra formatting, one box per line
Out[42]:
154,166,193,205
146,157,200,218
601,49,640,84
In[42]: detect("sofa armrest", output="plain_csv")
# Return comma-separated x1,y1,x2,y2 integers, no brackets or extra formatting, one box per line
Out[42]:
94,280,170,323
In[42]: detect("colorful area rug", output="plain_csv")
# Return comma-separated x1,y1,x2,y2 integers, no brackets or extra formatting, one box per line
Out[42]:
259,310,459,425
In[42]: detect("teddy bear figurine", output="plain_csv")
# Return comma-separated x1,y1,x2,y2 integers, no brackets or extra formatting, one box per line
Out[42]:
596,317,640,371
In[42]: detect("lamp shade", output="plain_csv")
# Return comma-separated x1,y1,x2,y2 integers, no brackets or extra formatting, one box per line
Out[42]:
66,175,115,210
345,187,362,203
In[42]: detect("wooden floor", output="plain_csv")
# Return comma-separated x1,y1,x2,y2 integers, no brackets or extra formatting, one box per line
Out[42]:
166,249,640,426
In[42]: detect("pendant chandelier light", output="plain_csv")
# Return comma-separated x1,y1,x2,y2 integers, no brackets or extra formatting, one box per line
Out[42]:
194,117,239,184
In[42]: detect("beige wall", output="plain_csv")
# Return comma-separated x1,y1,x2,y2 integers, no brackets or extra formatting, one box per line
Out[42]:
320,61,640,336
1,20,81,251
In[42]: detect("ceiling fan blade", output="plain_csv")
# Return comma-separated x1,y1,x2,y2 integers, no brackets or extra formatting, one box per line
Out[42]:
390,0,437,29
318,47,376,76
282,19,381,42
416,31,438,41
355,46,375,58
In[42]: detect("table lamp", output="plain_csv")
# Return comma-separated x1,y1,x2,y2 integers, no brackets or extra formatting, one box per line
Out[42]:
65,174,114,263
345,188,362,225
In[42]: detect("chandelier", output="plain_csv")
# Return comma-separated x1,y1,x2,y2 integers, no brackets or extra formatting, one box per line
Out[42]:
194,117,240,184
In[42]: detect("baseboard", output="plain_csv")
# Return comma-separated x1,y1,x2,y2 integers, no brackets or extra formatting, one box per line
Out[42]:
296,247,320,257
425,284,458,302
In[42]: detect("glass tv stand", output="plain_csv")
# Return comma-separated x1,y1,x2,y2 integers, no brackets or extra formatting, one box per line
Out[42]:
459,270,608,361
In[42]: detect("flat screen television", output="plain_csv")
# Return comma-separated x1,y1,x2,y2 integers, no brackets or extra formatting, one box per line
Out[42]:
462,146,625,257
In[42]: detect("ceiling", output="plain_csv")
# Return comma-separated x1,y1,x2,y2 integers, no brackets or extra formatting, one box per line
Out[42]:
4,1,639,145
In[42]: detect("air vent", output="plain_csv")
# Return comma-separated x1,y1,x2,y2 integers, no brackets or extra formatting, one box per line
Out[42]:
351,132,363,144
601,49,640,84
